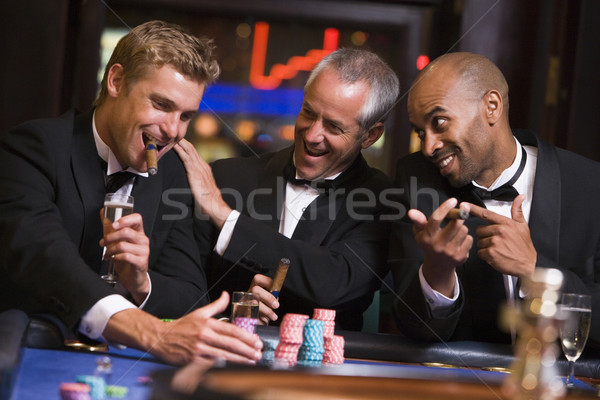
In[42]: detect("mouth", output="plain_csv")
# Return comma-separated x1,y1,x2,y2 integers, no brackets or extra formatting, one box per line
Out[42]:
433,153,455,175
143,132,167,153
303,142,328,158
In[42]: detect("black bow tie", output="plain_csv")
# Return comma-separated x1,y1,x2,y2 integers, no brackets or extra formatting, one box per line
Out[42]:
106,171,136,193
471,145,527,202
283,164,333,190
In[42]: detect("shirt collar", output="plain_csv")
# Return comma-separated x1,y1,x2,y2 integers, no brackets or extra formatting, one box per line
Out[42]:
472,136,521,191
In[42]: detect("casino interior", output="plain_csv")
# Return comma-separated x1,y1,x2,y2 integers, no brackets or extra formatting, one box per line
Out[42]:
1,0,600,399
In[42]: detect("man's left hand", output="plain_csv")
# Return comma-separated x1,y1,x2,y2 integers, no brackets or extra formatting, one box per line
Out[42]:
467,194,537,278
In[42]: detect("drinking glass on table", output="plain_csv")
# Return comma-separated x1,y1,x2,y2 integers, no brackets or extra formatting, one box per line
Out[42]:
231,291,259,321
559,293,592,387
101,193,134,285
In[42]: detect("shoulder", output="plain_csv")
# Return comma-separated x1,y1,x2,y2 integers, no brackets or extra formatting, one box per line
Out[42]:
211,147,288,185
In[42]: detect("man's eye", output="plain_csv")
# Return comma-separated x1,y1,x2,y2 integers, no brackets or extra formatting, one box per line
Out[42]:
432,117,446,129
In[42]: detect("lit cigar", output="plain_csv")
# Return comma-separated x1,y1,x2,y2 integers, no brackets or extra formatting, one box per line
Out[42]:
145,138,158,175
447,208,469,220
270,258,290,299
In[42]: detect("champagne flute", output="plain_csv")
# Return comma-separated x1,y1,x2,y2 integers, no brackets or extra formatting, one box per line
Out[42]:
559,293,592,387
101,193,134,285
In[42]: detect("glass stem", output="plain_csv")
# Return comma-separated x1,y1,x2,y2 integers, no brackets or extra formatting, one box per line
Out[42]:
566,360,575,386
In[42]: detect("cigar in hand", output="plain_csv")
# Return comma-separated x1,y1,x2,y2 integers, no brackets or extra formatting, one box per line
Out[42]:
145,138,158,175
270,258,290,299
447,208,469,220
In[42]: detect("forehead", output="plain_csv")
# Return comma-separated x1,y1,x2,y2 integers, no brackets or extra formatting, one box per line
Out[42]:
135,65,205,108
304,69,368,122
408,71,464,121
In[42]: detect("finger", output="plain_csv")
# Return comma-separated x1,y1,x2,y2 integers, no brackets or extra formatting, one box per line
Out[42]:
408,209,428,230
466,203,507,224
511,194,526,223
196,291,230,319
249,274,273,290
258,301,278,322
112,213,144,231
428,198,459,231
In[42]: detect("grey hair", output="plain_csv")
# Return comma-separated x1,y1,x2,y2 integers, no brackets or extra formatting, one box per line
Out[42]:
305,48,399,134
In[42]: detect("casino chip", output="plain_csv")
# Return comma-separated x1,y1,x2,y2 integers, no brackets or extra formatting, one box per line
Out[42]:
59,382,91,400
275,313,309,367
233,317,259,334
105,385,128,398
76,375,105,400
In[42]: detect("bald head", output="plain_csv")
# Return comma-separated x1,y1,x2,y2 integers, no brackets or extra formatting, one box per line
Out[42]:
414,52,509,116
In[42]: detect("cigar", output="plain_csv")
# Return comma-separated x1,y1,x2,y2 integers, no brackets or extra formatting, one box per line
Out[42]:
270,258,290,299
145,138,158,175
447,208,469,220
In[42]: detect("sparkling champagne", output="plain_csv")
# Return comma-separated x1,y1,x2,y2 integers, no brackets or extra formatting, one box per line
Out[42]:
560,306,591,362
231,302,259,319
103,202,134,232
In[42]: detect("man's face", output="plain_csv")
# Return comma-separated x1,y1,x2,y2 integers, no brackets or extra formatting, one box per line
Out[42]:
294,68,370,181
105,64,204,172
408,70,495,188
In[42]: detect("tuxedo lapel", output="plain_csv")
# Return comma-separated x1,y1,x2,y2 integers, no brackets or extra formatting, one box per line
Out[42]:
131,174,160,237
292,193,340,244
515,131,561,265
71,111,106,271
251,149,290,232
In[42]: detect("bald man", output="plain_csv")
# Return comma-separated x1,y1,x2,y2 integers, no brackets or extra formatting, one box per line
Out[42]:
390,52,600,349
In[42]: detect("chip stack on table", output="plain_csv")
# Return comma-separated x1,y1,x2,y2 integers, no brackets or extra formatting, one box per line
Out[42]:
233,317,259,334
59,382,91,400
312,308,345,365
297,319,325,367
322,335,345,365
75,375,105,400
260,338,279,365
275,313,309,367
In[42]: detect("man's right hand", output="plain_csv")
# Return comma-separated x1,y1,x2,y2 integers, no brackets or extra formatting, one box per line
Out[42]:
103,291,263,366
248,274,279,325
408,198,473,297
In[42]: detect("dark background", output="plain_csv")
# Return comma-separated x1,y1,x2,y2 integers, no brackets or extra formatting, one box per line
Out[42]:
1,0,598,175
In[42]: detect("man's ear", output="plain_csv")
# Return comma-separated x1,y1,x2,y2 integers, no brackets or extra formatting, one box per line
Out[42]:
360,122,385,149
106,64,125,98
484,89,503,126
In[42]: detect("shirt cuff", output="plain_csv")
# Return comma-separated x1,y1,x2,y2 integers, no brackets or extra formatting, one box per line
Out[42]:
214,210,240,256
78,295,136,340
418,265,460,317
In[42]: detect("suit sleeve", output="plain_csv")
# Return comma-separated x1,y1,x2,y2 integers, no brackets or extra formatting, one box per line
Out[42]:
222,187,391,312
0,120,114,327
390,156,463,341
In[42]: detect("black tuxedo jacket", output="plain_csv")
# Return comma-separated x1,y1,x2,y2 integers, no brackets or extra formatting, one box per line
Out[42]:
0,110,208,328
203,146,392,330
391,130,600,348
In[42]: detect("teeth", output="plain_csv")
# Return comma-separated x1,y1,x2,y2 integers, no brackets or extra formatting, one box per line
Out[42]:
143,133,165,147
439,155,453,168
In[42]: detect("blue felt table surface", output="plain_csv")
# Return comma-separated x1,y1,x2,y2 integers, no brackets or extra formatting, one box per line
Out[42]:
10,347,172,400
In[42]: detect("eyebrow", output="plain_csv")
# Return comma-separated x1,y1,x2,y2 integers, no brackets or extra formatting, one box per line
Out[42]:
151,94,197,115
423,106,446,123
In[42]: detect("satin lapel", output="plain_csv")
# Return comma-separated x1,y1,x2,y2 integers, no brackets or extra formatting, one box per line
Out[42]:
291,192,340,244
71,111,106,271
516,131,561,265
130,173,160,237
251,148,290,232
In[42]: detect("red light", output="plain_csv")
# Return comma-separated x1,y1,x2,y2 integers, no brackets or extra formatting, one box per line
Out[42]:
416,55,430,70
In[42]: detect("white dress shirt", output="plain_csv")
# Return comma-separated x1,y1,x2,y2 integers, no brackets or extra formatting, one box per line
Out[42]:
78,112,152,340
420,137,538,317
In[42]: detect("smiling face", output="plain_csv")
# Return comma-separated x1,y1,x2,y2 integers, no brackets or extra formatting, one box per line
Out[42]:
408,67,499,188
98,64,205,172
294,68,380,181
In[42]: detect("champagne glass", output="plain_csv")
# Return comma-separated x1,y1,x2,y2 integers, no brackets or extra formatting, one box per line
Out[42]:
559,293,592,387
100,193,134,285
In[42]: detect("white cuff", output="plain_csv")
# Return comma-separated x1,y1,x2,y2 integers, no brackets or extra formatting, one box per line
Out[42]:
419,265,459,316
78,295,136,340
214,210,240,256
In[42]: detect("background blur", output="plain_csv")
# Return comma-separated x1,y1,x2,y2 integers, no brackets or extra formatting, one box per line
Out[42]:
1,0,599,177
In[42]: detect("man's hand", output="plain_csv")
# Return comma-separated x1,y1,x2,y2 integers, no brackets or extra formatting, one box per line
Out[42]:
100,211,150,304
248,274,279,325
103,291,263,366
409,198,473,297
467,194,536,279
174,139,232,230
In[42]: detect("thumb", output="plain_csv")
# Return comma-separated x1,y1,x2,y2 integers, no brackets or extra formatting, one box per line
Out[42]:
196,291,230,318
511,194,526,222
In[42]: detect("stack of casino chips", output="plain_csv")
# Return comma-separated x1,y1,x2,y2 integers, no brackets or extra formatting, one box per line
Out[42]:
322,334,345,364
274,313,308,366
260,338,279,364
59,383,91,400
297,319,325,366
75,375,105,399
312,308,344,365
233,317,259,334
313,308,336,337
